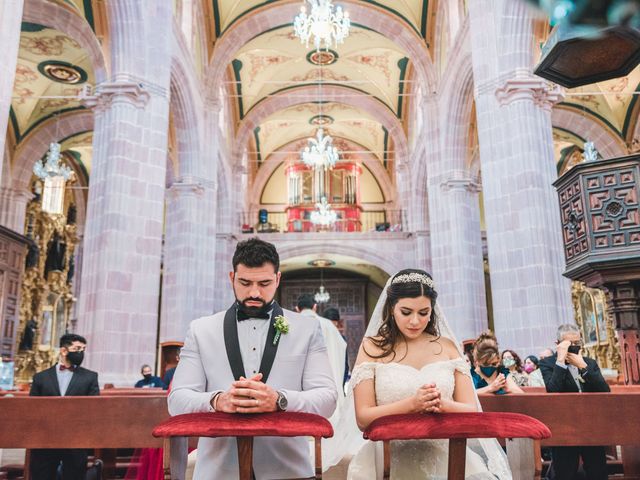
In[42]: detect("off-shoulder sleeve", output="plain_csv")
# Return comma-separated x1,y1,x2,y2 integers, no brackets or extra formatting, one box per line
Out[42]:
452,358,472,378
350,362,377,388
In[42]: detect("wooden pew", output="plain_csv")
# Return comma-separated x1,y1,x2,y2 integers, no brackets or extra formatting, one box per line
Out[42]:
480,391,640,476
0,396,169,480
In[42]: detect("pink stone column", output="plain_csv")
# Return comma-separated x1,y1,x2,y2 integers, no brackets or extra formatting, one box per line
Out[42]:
0,0,24,186
0,187,31,233
77,0,173,386
469,0,572,353
422,94,488,341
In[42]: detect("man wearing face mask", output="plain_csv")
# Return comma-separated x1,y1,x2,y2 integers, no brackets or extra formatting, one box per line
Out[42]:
29,333,99,480
135,364,164,388
539,324,609,480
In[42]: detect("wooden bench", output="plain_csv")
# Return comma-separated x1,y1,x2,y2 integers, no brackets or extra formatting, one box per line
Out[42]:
0,396,168,480
479,390,640,476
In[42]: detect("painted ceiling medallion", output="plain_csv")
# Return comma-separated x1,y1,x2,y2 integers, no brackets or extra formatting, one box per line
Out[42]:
38,61,87,84
307,49,338,66
309,114,334,126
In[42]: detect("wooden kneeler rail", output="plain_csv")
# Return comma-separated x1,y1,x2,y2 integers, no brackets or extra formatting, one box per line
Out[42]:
153,411,334,480
363,412,551,480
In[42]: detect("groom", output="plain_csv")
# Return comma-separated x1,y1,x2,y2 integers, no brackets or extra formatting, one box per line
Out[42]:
168,238,337,479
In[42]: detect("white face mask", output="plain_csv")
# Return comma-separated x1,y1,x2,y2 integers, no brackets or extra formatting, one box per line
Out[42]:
503,358,516,368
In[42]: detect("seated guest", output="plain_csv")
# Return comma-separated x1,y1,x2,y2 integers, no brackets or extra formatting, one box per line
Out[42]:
524,355,545,387
539,348,553,360
162,354,180,391
30,333,99,480
539,324,609,480
135,364,164,388
471,331,523,395
502,349,528,387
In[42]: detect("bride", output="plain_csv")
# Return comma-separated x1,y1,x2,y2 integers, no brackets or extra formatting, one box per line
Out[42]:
346,269,512,479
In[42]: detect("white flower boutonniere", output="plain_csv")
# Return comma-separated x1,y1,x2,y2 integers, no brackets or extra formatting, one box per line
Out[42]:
273,315,290,346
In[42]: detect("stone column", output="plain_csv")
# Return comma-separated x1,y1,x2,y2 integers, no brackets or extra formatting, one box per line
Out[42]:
415,92,487,341
160,175,217,341
0,187,32,233
0,0,24,186
469,0,572,353
77,0,173,386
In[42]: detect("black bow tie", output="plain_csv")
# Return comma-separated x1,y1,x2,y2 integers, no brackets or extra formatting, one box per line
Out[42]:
237,306,271,321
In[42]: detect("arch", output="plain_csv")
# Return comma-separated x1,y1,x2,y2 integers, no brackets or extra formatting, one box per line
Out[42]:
206,0,436,95
249,137,397,208
12,110,94,191
170,25,204,179
22,0,108,82
552,106,627,159
235,84,408,165
439,19,474,174
277,241,397,278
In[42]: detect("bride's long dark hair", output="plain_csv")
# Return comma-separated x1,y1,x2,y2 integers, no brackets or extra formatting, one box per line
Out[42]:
364,269,440,361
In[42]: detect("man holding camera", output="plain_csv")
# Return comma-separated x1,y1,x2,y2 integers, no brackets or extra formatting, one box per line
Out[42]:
539,324,610,480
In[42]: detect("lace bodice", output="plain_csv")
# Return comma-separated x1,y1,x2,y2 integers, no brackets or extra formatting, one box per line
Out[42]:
348,358,507,479
351,358,470,406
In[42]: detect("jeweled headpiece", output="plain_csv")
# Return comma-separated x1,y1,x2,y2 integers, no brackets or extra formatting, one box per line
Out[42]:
391,272,436,289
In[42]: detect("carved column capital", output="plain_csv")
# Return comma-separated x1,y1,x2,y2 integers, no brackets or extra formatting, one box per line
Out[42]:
80,80,150,112
495,74,564,111
440,171,482,193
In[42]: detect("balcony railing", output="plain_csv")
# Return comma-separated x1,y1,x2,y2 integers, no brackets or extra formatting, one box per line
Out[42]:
239,210,407,234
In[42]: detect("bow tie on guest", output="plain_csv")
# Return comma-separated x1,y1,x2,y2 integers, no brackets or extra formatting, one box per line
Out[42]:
59,364,76,372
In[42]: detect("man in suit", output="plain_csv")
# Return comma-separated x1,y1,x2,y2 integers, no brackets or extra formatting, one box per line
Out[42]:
539,324,609,480
134,364,164,388
169,238,337,479
30,333,100,480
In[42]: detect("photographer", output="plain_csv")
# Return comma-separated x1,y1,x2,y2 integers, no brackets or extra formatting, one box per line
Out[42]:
539,324,609,480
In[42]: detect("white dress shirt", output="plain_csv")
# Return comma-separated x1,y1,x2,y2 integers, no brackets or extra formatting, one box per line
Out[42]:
237,317,272,377
56,363,74,396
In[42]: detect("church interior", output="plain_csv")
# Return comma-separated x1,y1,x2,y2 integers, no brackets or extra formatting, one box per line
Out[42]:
1,0,640,478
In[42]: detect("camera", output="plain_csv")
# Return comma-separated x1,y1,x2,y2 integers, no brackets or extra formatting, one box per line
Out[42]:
568,345,581,355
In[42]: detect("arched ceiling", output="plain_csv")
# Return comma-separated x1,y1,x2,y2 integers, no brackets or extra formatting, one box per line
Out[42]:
557,64,640,144
209,1,434,43
49,0,98,30
11,23,94,142
232,24,410,117
254,102,387,161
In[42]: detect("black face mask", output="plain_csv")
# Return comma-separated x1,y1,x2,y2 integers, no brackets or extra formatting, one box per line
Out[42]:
143,373,152,380
66,351,84,367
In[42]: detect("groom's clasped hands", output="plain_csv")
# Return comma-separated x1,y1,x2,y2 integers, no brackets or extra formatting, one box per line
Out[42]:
412,383,443,414
212,372,279,414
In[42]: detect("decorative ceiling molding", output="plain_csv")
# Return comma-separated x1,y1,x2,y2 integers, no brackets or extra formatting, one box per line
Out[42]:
234,84,408,165
206,0,435,96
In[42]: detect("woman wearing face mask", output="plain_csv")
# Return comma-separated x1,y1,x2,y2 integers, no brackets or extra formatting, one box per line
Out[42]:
471,331,524,395
523,355,545,387
502,350,527,387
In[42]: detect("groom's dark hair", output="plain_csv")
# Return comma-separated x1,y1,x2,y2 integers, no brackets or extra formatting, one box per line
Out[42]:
233,237,280,272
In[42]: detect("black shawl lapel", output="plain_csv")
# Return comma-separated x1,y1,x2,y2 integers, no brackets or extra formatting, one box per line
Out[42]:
46,367,61,396
258,302,284,384
223,304,246,381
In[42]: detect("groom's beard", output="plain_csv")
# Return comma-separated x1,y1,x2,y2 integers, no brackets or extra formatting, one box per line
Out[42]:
236,296,274,317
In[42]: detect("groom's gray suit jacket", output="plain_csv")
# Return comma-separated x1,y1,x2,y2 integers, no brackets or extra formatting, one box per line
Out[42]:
168,305,337,479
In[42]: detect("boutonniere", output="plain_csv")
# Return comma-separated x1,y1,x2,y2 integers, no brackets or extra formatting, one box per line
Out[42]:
273,315,290,345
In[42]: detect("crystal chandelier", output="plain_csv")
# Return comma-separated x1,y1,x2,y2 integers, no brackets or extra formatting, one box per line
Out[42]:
293,0,351,51
314,285,330,304
301,128,339,170
310,196,337,226
33,142,74,215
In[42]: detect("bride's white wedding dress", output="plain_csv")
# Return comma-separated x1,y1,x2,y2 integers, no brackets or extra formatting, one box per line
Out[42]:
347,358,505,479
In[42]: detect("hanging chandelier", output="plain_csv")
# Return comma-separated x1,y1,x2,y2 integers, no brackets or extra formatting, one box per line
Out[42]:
301,128,340,170
314,285,331,304
310,196,337,226
33,142,74,215
293,0,351,51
